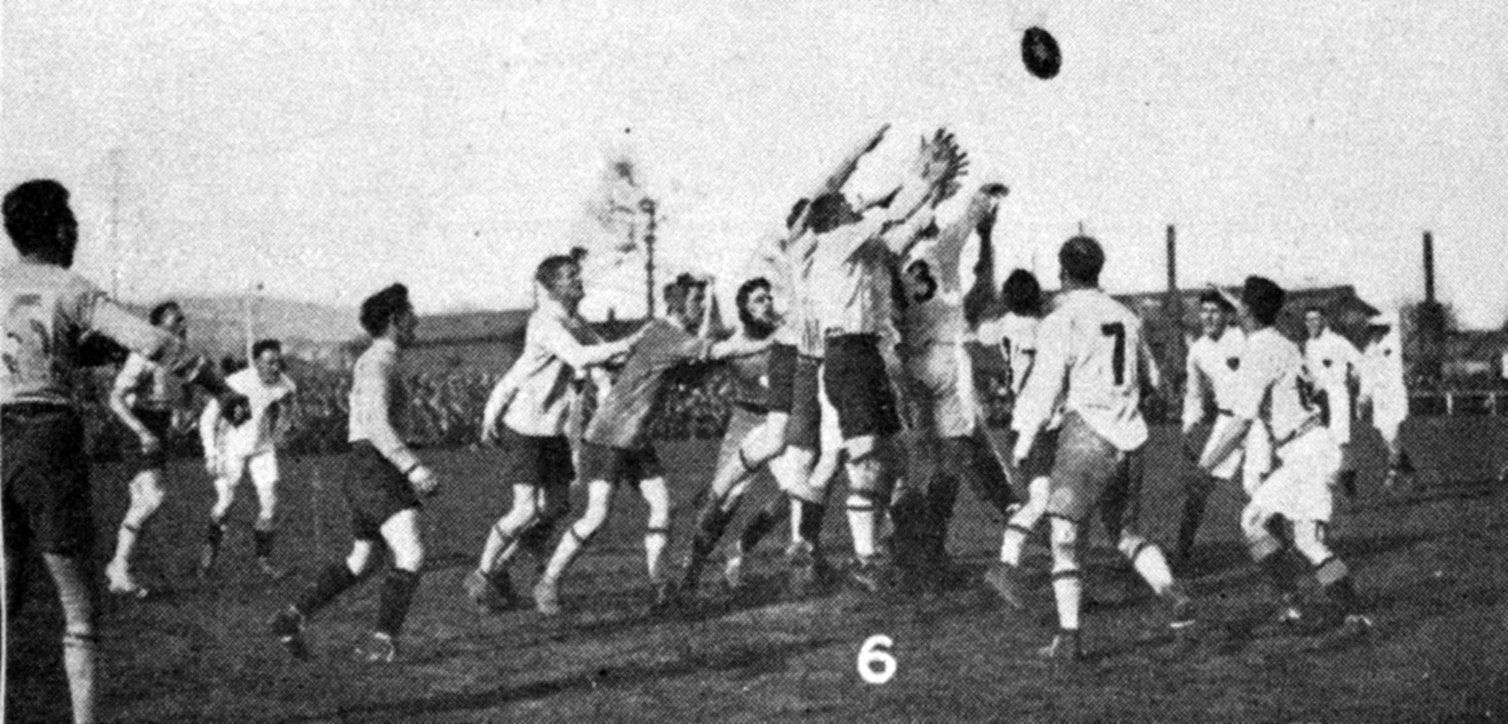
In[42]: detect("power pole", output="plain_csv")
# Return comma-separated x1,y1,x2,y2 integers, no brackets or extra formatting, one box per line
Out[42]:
640,197,658,319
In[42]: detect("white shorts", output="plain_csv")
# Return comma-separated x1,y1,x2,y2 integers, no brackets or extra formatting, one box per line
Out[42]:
901,345,977,440
1201,414,1272,491
1372,401,1406,442
224,449,280,491
1323,384,1353,445
1245,427,1339,524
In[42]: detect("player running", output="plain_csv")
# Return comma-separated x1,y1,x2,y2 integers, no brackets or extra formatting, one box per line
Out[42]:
1003,235,1194,662
104,301,194,598
1202,277,1373,645
1171,289,1270,570
270,284,439,663
532,273,772,616
3,179,250,724
890,183,1016,585
197,338,298,578
1302,306,1362,497
465,254,633,612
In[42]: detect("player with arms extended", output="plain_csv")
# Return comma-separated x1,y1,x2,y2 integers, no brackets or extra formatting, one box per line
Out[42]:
3,179,249,724
104,300,193,598
197,337,298,578
532,273,772,615
270,284,439,663
1005,235,1194,661
465,253,633,611
1202,277,1373,644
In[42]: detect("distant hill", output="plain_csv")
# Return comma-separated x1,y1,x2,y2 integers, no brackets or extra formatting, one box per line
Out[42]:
124,295,359,358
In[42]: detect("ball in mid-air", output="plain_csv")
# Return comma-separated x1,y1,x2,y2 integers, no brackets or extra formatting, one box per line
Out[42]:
1021,26,1062,80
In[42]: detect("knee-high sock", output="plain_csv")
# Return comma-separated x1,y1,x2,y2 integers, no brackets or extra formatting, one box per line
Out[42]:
1313,557,1362,614
739,496,788,553
846,492,882,560
375,569,421,638
1051,569,1083,631
1175,477,1215,558
1122,536,1175,597
686,500,735,576
295,561,360,617
254,529,276,561
644,527,671,583
793,498,827,548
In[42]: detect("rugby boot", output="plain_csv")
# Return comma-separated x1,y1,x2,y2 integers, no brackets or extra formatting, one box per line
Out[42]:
1311,613,1373,651
463,568,517,613
1038,629,1085,662
355,632,398,663
269,607,310,661
847,554,896,595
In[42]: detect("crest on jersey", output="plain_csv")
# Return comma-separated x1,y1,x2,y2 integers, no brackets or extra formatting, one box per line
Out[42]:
1226,357,1239,371
1323,359,1333,367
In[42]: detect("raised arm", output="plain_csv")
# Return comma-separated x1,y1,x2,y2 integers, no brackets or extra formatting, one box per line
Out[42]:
963,187,1006,328
535,314,632,371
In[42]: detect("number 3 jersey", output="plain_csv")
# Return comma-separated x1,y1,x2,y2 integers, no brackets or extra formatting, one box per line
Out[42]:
1014,288,1149,452
1229,327,1322,445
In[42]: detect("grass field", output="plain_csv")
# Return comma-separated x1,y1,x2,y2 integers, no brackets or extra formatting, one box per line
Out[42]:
8,419,1508,723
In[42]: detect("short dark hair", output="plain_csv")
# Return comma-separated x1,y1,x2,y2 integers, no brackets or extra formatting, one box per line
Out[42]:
1198,290,1235,314
1242,276,1285,326
149,301,182,327
735,277,772,325
252,339,283,359
1001,269,1044,316
3,179,73,256
1059,235,1105,285
535,254,579,288
360,283,411,337
663,273,707,315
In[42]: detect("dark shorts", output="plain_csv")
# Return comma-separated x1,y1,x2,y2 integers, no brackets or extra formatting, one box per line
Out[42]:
821,334,901,441
1047,413,1144,534
497,426,575,489
578,441,664,484
124,408,173,473
787,354,823,450
2,405,94,556
342,442,421,541
766,343,799,413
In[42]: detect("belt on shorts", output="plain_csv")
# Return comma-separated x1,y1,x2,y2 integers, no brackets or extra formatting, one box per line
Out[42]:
1,401,75,418
734,400,769,416
1272,417,1323,451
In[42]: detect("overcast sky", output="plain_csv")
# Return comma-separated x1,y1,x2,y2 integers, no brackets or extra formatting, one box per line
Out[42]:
4,0,1505,325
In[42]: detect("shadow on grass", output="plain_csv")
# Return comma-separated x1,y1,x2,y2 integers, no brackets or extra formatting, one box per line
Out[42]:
288,636,843,721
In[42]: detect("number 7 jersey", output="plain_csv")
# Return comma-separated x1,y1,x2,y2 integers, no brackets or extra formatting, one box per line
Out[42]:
1014,288,1150,452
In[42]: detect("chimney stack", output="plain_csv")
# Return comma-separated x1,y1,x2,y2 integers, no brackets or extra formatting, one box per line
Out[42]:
1166,225,1177,294
1423,231,1436,303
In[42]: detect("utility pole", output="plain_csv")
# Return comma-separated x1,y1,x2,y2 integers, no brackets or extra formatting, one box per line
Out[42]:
640,197,658,319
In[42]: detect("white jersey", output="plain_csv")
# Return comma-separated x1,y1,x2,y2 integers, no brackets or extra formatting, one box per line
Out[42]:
898,213,976,347
1360,332,1407,417
1015,288,1151,452
975,312,1040,400
1183,326,1247,423
1304,329,1360,392
206,367,297,457
1231,327,1323,444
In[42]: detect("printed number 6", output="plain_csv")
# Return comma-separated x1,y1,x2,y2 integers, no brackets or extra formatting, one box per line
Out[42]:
857,634,896,685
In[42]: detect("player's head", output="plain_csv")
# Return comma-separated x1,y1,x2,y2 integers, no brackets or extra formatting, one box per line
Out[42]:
252,338,284,383
1001,269,1045,317
806,192,857,234
735,277,777,339
149,301,187,340
360,283,417,345
535,255,584,306
1303,305,1327,339
1198,289,1235,337
664,273,708,329
4,179,79,268
1058,235,1104,288
1241,276,1285,328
